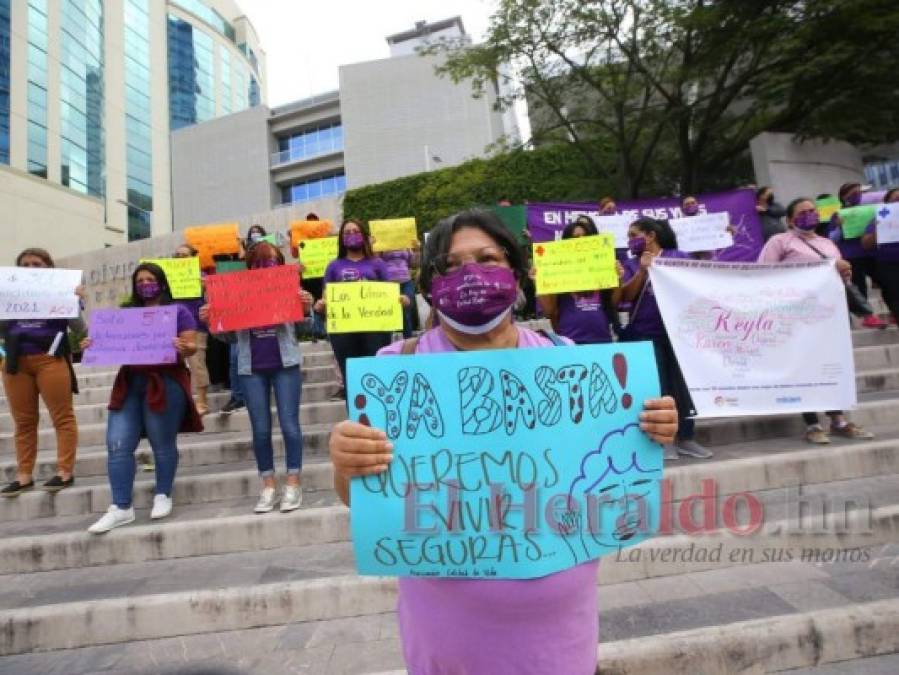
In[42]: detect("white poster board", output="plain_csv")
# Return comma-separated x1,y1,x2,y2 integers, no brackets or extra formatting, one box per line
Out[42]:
0,267,82,320
649,258,856,417
874,203,899,245
668,212,733,252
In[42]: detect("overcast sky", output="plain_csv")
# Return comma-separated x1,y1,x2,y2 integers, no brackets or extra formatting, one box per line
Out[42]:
244,0,496,106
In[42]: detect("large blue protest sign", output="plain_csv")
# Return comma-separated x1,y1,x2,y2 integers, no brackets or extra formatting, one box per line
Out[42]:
347,342,662,580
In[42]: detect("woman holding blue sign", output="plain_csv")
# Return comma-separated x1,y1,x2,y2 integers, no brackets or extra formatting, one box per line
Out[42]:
617,217,713,461
328,211,678,674
87,263,201,533
535,215,619,345
200,242,313,514
1,248,84,497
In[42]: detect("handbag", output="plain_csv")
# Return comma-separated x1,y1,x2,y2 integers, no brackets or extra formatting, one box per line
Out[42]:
796,236,874,315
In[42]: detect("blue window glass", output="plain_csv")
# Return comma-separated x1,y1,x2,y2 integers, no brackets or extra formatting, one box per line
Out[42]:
249,75,260,106
219,44,231,115
125,0,152,241
171,0,235,43
274,123,344,164
281,171,347,205
0,0,10,165
59,0,104,196
167,15,217,129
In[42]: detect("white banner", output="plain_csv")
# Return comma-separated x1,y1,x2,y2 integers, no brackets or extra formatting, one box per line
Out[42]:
874,203,899,245
669,211,733,252
649,258,856,417
593,214,632,248
0,267,82,320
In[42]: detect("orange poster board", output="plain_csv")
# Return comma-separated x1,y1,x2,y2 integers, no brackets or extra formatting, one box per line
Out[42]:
290,220,333,248
184,223,241,268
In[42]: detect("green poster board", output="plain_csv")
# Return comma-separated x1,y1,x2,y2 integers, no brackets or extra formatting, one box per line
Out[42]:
215,260,246,274
838,205,876,239
491,205,528,243
815,197,841,223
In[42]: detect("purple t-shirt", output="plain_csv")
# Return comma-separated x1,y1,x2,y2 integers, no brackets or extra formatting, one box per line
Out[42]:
378,326,599,675
249,325,282,371
172,304,198,334
557,292,612,344
324,257,389,283
7,319,70,355
380,250,412,282
621,249,690,338
828,214,869,260
177,298,207,334
865,221,899,263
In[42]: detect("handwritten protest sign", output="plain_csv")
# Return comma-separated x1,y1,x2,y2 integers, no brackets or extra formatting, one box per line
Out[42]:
140,258,201,299
347,342,661,579
184,224,240,268
838,205,876,239
214,260,246,274
533,234,618,294
205,265,303,332
290,220,333,248
326,281,401,333
816,196,841,223
875,203,899,245
650,258,855,417
668,212,733,252
298,236,338,279
82,307,177,366
593,214,633,248
370,218,418,252
0,267,82,320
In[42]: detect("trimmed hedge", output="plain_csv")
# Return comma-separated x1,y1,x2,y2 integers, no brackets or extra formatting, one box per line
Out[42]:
342,143,615,234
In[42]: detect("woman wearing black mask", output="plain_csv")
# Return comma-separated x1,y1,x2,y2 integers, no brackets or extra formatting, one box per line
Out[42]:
756,186,786,241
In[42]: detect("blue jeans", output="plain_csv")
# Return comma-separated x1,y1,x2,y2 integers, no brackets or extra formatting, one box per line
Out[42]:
229,343,244,403
240,365,303,476
107,374,186,508
400,279,415,339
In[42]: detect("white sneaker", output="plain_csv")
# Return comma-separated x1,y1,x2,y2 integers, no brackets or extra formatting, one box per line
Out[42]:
676,439,714,459
150,494,173,520
280,485,303,512
663,444,679,461
254,486,279,513
88,505,136,534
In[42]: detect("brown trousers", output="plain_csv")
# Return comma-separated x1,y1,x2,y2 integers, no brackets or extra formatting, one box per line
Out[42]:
187,332,209,391
2,355,78,478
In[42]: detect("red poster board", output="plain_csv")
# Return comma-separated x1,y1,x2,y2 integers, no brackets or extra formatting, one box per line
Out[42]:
205,265,304,332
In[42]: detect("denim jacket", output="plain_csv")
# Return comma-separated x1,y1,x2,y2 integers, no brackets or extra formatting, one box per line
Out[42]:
215,323,303,376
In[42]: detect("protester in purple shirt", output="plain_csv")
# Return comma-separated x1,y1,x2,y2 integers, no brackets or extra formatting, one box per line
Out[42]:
316,219,409,399
535,216,617,344
617,217,713,462
381,246,421,339
203,242,313,515
327,211,679,674
828,182,887,328
861,187,899,325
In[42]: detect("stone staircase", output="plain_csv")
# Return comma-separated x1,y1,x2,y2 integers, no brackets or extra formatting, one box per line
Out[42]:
0,329,897,674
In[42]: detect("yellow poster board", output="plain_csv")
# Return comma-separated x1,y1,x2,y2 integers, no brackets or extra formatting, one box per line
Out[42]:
326,281,402,333
297,236,338,279
184,224,240,269
533,234,618,295
140,257,202,299
289,220,333,248
369,218,417,252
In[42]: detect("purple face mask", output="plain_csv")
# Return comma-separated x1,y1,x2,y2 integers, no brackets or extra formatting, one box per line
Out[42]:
843,192,861,207
343,231,365,250
430,263,518,334
793,210,819,231
254,258,278,269
628,236,646,257
136,281,161,300
683,203,700,216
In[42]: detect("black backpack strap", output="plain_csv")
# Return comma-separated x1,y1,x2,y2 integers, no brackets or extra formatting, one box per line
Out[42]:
537,328,567,346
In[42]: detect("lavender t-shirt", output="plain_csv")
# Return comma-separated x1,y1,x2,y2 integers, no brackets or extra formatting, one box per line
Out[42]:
621,249,690,339
378,326,600,675
324,257,389,283
249,325,282,372
557,292,612,344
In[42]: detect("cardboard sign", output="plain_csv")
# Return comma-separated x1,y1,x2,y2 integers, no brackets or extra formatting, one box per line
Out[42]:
184,224,241,269
290,220,333,248
214,260,246,274
205,265,304,332
347,341,661,579
816,197,841,223
838,205,876,239
593,214,633,248
668,212,733,252
491,205,528,243
650,258,856,417
369,218,418,252
875,203,899,245
326,281,401,333
0,267,82,320
82,307,178,366
297,236,338,279
533,234,618,295
140,258,201,299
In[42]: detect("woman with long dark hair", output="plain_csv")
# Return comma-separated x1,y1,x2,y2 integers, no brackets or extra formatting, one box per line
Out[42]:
535,215,618,344
315,219,409,399
1,248,84,497
86,263,201,533
616,217,713,461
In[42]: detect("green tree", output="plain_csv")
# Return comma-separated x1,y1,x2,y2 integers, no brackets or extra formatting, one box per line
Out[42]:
427,0,899,196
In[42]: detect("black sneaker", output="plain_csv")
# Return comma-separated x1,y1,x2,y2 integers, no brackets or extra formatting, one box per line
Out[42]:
43,475,75,493
220,399,246,415
1,480,35,498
